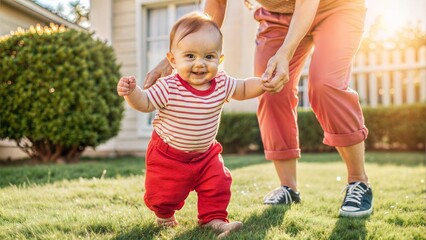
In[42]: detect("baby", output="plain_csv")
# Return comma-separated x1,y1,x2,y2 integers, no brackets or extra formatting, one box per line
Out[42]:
117,12,264,237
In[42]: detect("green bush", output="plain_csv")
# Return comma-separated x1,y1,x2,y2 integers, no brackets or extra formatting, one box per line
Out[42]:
217,113,263,154
297,110,333,152
218,104,425,154
364,104,426,150
0,24,123,162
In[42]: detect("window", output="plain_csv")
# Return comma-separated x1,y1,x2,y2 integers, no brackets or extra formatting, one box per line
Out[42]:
137,1,201,137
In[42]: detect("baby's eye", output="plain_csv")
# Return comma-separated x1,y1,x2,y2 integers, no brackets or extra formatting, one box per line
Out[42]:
206,55,215,60
186,54,195,59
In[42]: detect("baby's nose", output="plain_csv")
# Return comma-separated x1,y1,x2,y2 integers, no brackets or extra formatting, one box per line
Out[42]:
194,58,206,66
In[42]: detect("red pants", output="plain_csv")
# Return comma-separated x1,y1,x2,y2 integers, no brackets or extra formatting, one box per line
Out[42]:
144,131,232,225
254,1,368,160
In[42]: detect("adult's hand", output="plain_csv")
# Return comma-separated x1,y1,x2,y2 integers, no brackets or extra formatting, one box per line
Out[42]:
261,52,290,93
261,0,320,94
143,58,173,89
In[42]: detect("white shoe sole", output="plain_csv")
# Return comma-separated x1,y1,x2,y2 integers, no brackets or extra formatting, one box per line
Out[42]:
339,207,373,217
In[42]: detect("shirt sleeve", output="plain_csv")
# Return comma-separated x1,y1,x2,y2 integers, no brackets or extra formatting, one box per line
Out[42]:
223,73,237,103
143,77,170,109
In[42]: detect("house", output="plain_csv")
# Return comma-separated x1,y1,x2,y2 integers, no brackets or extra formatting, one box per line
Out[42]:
0,0,86,160
0,0,259,159
89,0,426,156
1,0,424,160
0,0,84,35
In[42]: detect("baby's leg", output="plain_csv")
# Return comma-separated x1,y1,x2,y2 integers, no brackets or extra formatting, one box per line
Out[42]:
156,216,179,227
144,142,192,228
203,219,243,238
195,153,232,224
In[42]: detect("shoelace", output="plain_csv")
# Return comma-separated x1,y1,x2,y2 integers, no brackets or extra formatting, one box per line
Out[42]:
342,182,367,205
265,187,293,204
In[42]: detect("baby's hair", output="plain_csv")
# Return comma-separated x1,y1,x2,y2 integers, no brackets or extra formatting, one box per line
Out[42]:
169,11,222,50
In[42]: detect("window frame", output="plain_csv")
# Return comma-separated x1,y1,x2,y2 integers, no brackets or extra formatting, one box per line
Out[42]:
135,0,202,137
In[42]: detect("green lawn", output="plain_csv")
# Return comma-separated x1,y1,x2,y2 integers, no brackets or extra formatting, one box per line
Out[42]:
0,152,424,239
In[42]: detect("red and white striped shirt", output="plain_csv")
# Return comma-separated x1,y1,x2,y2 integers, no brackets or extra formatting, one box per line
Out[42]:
144,71,237,152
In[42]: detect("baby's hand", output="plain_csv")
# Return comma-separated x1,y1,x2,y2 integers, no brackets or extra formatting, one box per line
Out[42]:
117,76,137,96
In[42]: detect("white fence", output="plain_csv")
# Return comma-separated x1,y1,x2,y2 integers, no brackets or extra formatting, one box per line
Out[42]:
298,46,426,108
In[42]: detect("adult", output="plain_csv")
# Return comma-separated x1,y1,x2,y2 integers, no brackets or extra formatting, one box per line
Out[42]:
144,0,373,217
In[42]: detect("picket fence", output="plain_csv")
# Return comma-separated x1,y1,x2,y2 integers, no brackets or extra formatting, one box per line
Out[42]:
298,46,426,108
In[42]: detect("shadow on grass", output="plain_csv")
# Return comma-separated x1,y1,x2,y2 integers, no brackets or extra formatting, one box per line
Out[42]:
0,157,145,188
328,216,369,240
239,205,291,239
112,205,290,240
0,155,267,188
171,206,289,240
113,223,162,240
170,226,218,240
0,151,423,188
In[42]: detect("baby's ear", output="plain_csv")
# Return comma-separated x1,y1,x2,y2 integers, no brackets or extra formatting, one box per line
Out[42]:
219,54,225,65
166,52,176,68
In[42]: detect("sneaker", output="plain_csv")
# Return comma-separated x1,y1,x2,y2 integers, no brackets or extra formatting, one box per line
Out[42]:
263,186,301,205
339,182,373,217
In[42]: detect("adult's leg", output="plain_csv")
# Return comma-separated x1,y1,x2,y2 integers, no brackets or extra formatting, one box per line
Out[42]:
308,3,368,184
254,8,313,191
336,142,368,184
272,159,298,190
308,2,373,217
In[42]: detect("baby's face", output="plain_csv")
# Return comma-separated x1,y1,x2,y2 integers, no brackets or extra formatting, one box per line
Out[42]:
168,26,222,90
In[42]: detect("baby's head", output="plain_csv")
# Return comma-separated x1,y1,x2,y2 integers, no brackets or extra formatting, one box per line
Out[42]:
166,12,224,89
169,12,223,51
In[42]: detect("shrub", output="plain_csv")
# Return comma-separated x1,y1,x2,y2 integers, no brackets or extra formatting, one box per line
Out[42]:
217,113,263,154
297,110,333,152
364,104,426,150
218,104,425,154
0,24,123,162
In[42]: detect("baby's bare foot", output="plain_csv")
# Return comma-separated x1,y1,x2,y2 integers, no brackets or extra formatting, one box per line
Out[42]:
156,216,178,227
204,219,243,238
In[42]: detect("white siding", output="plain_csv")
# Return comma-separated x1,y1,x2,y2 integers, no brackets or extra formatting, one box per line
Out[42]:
0,2,49,35
95,0,150,153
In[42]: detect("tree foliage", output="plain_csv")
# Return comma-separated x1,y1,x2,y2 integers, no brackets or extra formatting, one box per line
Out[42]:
34,0,90,28
360,16,426,52
0,24,123,162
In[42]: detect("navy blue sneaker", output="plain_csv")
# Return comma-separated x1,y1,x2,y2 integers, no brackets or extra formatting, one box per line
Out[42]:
263,186,301,205
339,182,373,217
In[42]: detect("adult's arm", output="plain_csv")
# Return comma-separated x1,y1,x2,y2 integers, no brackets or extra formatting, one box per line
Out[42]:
204,0,227,27
262,0,320,93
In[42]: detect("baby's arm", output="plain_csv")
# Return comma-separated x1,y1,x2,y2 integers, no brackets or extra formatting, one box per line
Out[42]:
232,77,265,100
117,76,155,112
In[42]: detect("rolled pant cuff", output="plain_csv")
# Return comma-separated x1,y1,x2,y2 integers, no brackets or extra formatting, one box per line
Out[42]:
155,212,175,219
323,126,368,147
264,149,301,161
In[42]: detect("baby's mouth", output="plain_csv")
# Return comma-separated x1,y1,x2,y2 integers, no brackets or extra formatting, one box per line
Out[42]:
192,71,206,76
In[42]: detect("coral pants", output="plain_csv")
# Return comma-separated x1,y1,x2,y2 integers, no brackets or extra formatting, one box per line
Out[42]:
254,0,369,160
144,131,232,225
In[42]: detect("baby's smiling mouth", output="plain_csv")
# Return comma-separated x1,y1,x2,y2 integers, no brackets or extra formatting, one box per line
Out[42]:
192,71,206,76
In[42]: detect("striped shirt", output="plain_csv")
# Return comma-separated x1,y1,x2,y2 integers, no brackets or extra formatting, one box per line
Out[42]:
144,71,237,153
